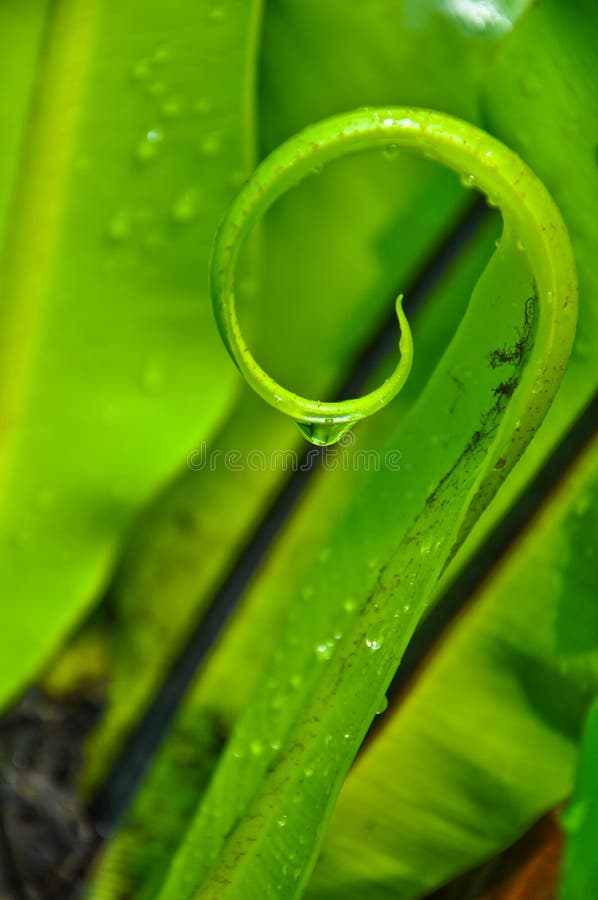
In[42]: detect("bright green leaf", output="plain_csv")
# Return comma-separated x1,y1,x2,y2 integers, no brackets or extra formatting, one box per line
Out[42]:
0,0,261,707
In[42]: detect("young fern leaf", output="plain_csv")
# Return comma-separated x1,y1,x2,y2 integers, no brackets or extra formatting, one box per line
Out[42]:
211,107,575,448
158,108,577,899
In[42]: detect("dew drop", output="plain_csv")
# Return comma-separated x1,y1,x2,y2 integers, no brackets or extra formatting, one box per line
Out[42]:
375,695,389,715
172,188,198,223
249,739,264,756
459,173,477,189
200,132,221,157
343,597,357,613
131,59,150,81
304,766,314,778
294,420,353,446
153,45,170,64
136,129,163,162
365,635,382,651
315,640,334,661
277,815,288,828
161,97,182,118
107,209,131,242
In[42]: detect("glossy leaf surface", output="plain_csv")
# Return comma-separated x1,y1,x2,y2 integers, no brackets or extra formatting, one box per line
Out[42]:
0,0,261,706
310,435,598,898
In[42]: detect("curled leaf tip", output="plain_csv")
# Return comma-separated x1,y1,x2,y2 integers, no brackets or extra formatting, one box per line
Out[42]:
211,106,576,447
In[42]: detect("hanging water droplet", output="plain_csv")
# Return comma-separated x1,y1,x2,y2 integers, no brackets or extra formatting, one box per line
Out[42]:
460,173,476,189
294,420,353,446
375,695,389,715
172,188,198,223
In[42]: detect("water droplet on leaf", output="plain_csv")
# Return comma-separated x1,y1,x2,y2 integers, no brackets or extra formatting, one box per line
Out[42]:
107,209,131,242
294,420,353,446
172,189,198,223
365,635,382,651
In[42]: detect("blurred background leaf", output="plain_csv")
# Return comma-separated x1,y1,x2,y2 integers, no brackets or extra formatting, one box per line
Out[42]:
560,696,598,899
0,0,262,705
